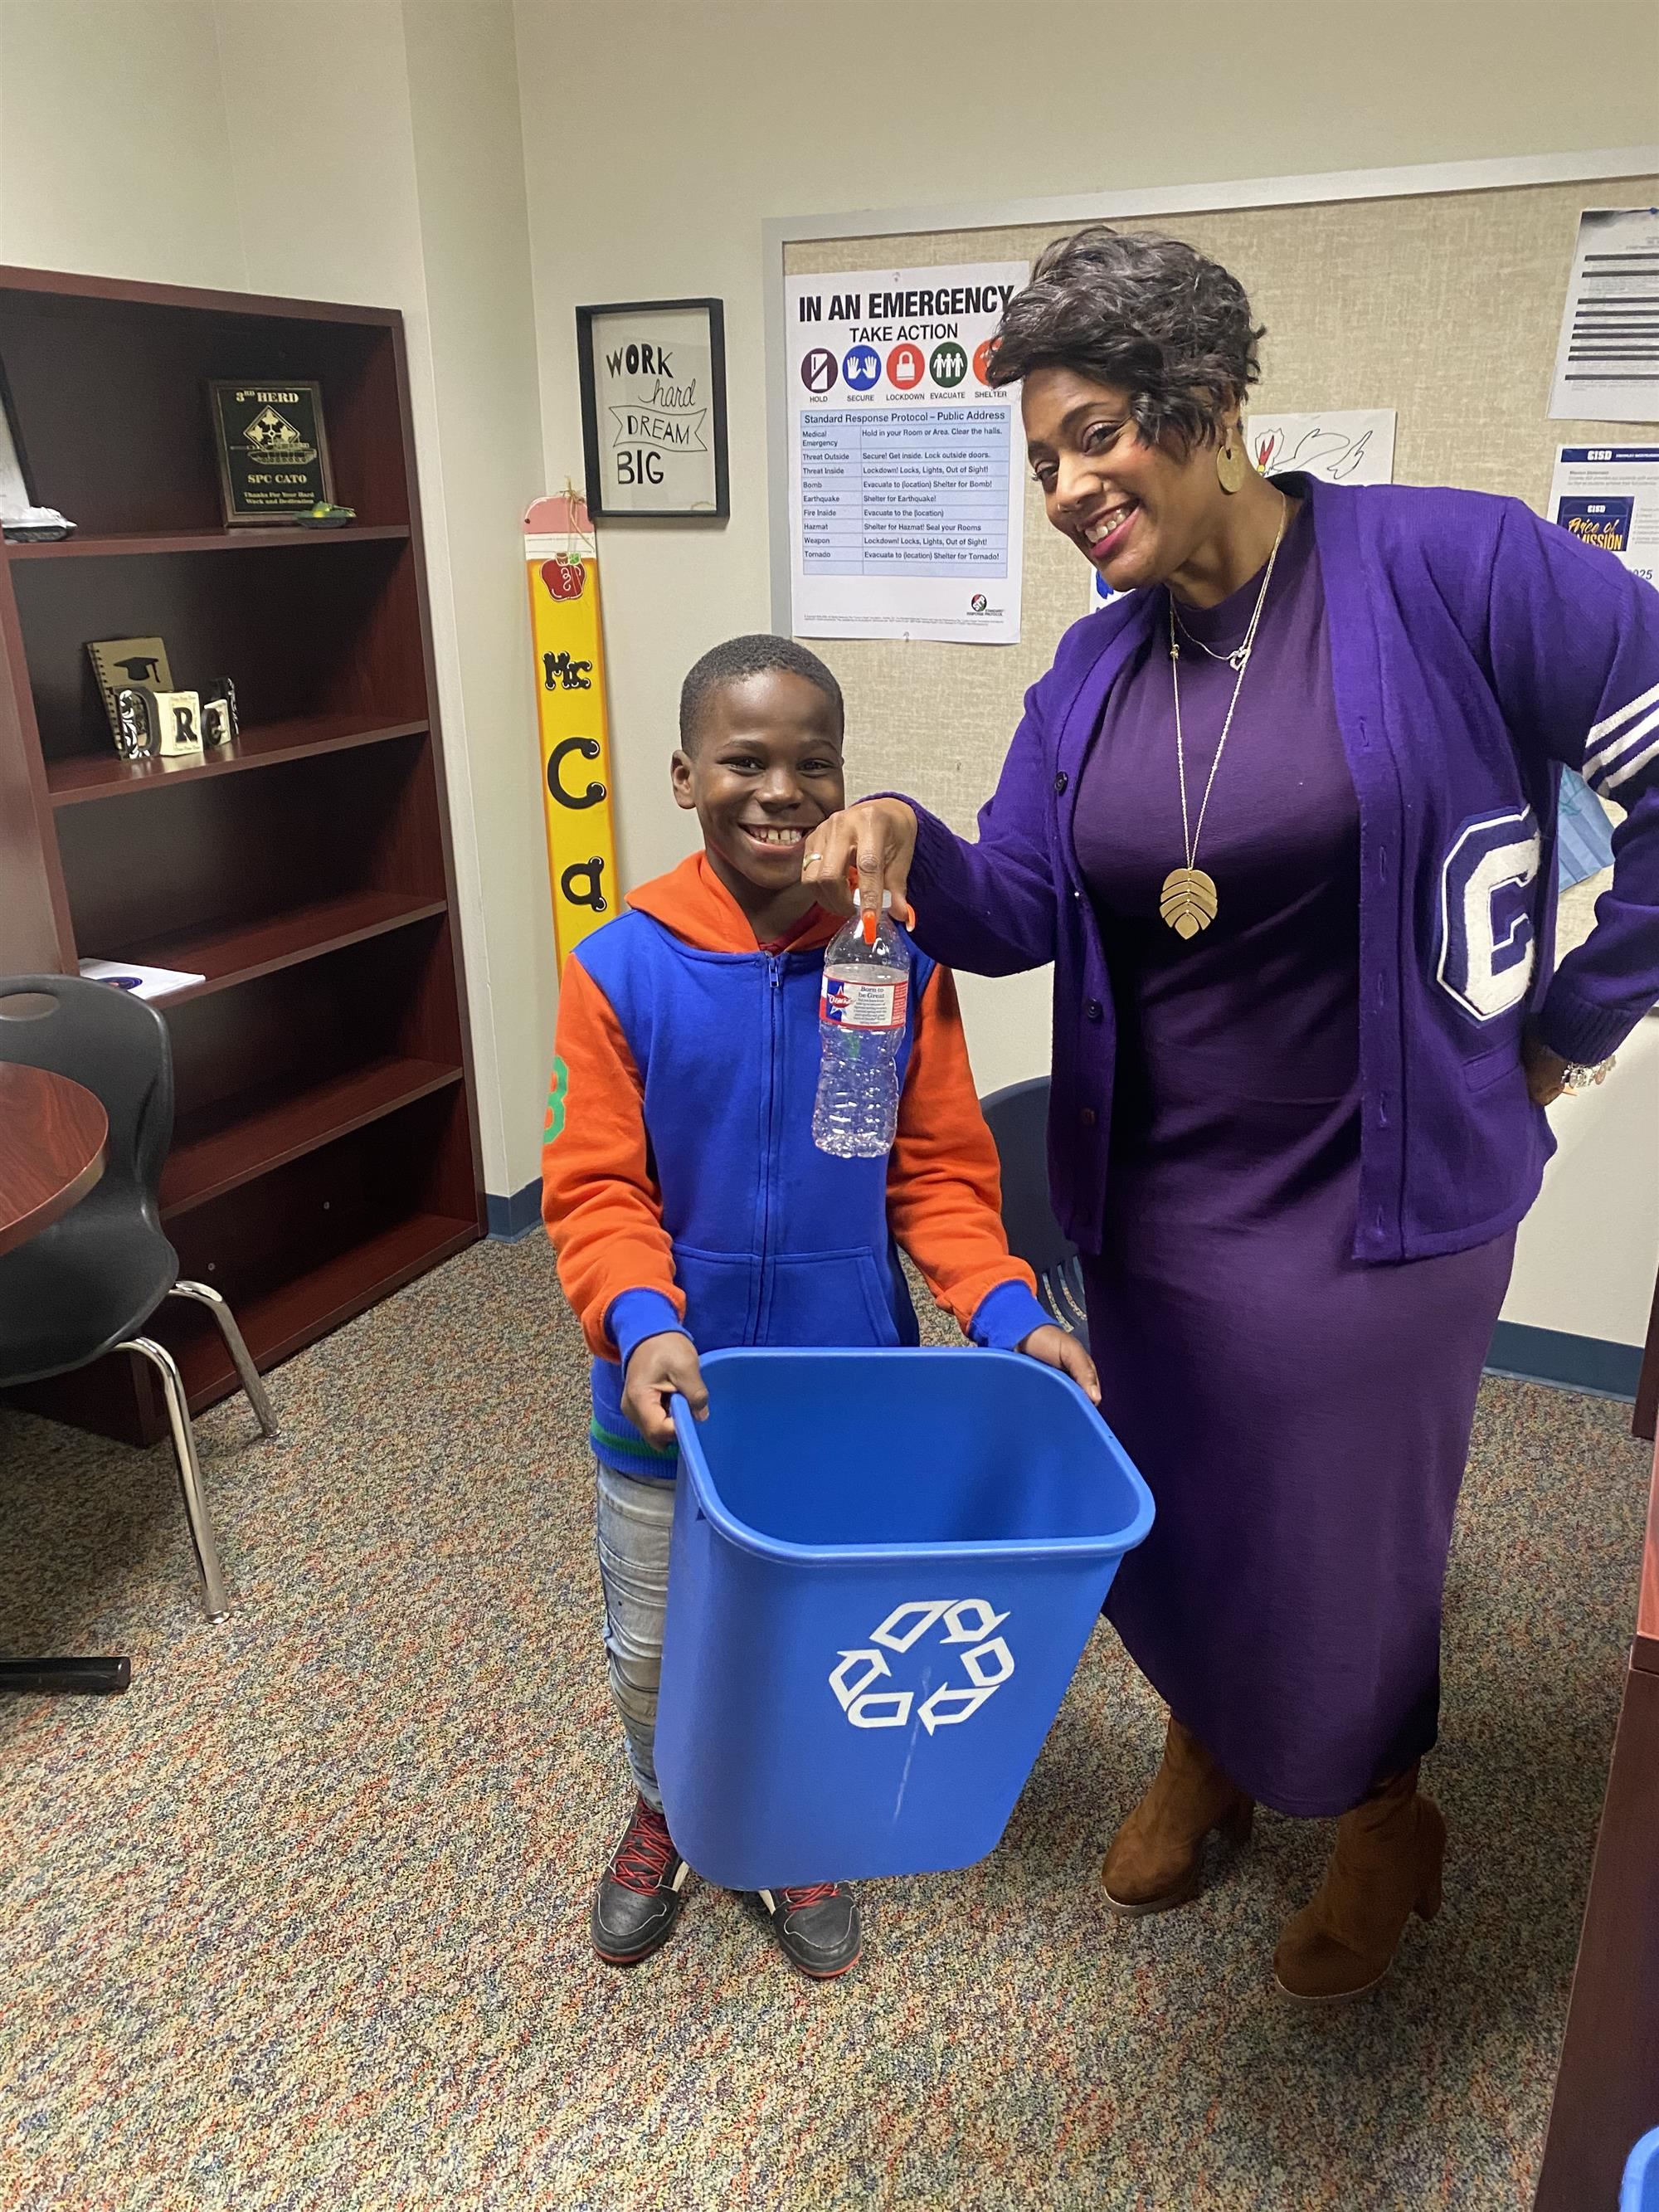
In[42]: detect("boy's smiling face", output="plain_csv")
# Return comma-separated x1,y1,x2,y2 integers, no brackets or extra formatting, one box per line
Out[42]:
673,669,846,932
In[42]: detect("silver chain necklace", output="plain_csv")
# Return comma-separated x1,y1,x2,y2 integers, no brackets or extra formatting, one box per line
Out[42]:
1171,605,1253,671
1159,494,1291,940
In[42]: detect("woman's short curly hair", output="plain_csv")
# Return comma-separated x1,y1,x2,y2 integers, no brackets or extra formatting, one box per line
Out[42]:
987,227,1264,453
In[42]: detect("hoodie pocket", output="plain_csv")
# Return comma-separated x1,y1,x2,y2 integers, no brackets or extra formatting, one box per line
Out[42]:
674,1243,902,1350
765,1249,902,1348
672,1245,758,1350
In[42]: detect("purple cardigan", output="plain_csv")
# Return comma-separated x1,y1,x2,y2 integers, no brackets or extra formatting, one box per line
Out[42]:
899,474,1659,1264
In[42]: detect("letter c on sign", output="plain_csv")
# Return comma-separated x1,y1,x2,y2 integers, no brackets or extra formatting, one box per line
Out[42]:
547,736,606,811
1436,806,1540,1022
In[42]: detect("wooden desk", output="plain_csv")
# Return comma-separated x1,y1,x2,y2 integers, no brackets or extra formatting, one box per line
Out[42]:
0,1065,107,1256
0,1063,127,1694
1634,1260,1657,1443
1534,1434,1659,2208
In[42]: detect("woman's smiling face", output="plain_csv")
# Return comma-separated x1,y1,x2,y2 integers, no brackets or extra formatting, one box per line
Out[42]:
1022,364,1233,596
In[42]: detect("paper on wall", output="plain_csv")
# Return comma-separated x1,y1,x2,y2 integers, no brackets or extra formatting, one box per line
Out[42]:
1547,441,1657,890
1549,443,1659,590
786,262,1028,645
1550,207,1659,423
1556,766,1615,892
1247,409,1396,486
1087,408,1396,611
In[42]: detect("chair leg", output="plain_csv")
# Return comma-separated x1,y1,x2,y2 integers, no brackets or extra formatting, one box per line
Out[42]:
168,1280,280,1438
119,1337,231,1624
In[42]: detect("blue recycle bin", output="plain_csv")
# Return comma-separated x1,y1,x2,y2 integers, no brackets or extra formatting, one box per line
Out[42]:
1625,2129,1659,2212
657,1347,1154,1889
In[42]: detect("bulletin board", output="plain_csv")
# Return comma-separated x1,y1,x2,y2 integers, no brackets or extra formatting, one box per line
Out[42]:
769,162,1659,836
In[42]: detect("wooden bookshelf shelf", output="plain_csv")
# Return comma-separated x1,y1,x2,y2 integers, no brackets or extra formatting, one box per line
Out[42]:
173,1208,478,1406
162,1055,464,1217
48,714,430,804
105,891,450,1006
0,261,483,1446
5,524,411,560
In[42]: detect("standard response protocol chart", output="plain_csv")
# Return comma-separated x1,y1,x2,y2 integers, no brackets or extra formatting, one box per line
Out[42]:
798,407,1013,577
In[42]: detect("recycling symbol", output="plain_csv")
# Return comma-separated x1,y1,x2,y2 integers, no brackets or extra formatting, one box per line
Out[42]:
829,1599,1014,1734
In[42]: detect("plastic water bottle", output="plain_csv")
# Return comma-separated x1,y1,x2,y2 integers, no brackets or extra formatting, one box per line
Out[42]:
812,893,910,1158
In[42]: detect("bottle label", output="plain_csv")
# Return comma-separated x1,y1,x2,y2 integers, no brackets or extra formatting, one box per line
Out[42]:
821,976,908,1030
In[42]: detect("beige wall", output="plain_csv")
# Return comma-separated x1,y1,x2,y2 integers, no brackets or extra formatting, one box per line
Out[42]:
1506,1017,1659,1351
516,0,1659,890
516,0,1659,1344
402,1,557,1202
0,0,554,1201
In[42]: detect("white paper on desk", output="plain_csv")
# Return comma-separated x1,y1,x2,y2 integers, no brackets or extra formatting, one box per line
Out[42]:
1550,207,1659,422
1550,442,1659,590
79,957,205,1000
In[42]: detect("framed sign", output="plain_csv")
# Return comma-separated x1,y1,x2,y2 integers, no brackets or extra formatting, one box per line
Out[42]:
576,299,728,520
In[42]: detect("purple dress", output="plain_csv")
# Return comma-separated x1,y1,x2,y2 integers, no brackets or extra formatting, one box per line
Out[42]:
1073,505,1515,1818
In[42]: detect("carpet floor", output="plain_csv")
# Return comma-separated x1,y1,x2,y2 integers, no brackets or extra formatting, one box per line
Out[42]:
0,1235,1650,2212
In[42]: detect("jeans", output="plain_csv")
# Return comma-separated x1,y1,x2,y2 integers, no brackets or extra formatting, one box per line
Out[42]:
595,1462,676,1812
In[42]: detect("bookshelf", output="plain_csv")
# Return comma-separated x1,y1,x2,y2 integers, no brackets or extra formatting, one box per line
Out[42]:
0,266,484,1445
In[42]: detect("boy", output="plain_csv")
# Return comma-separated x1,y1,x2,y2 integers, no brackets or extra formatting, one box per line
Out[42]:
542,635,1097,1980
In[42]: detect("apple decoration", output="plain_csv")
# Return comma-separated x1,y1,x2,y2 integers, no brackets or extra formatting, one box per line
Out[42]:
541,556,586,602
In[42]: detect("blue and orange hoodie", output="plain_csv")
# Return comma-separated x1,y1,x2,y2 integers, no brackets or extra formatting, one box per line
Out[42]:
542,852,1050,1478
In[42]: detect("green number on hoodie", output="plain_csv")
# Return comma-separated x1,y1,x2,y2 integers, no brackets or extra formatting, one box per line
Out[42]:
543,1057,569,1143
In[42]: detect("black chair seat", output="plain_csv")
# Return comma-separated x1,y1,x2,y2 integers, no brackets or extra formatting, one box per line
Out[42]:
0,1187,178,1388
979,1075,1088,1332
1,973,280,1633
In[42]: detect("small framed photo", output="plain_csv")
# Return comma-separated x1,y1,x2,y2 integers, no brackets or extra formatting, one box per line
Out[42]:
576,299,728,520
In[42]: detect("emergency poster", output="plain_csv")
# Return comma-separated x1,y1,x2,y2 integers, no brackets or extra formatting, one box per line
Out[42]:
524,495,619,967
786,261,1029,645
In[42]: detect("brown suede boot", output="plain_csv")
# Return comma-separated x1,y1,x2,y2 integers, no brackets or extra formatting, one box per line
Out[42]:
1272,1762,1446,2004
1101,1716,1255,1916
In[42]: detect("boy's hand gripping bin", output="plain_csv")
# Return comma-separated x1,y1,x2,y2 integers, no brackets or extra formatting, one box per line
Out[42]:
658,1347,1155,1888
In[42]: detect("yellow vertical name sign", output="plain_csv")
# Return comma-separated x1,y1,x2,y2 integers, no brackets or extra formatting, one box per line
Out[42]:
525,494,618,966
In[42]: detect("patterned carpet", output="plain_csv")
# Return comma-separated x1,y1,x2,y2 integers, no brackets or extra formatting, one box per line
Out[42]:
0,1235,1649,2212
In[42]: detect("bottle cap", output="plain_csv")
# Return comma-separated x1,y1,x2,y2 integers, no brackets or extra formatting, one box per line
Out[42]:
854,884,890,945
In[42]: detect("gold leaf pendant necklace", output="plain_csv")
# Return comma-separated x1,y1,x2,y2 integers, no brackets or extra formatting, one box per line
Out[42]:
1160,494,1290,940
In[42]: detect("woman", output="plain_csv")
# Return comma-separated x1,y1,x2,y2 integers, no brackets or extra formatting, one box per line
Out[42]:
803,227,1659,2004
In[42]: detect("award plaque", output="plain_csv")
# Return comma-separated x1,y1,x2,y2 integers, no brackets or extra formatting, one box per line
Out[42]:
208,381,334,525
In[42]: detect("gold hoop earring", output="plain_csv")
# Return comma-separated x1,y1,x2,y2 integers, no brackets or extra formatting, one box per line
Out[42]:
1215,436,1247,495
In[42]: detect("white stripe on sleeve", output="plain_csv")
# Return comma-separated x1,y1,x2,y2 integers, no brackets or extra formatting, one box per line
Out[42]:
1597,729,1659,797
1587,701,1659,789
1588,676,1659,748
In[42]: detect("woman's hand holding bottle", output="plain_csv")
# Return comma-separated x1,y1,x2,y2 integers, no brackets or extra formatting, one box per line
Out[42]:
800,800,919,925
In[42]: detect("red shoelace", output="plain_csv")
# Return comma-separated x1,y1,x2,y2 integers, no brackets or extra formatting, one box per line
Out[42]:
778,1883,839,1908
611,1803,677,1894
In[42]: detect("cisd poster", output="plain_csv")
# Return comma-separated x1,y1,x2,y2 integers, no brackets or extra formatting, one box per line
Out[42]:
786,261,1028,645
1550,444,1659,589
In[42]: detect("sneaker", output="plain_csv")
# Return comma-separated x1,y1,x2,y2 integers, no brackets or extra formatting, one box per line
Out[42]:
752,1883,862,1979
591,1795,691,1966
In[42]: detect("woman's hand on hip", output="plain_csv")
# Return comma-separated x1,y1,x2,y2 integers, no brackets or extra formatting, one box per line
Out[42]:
1017,1323,1102,1406
800,800,918,923
1522,1026,1569,1107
